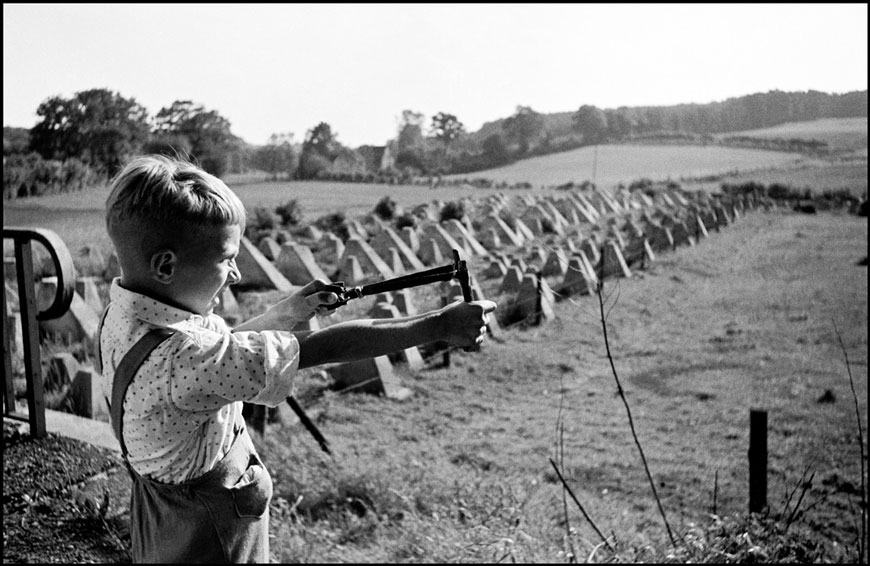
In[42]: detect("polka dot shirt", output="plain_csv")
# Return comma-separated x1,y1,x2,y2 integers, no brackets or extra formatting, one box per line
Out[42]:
99,279,299,484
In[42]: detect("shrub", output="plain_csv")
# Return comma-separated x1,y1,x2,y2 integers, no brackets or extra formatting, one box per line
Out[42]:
275,199,304,226
439,200,465,223
314,211,350,242
394,212,417,231
3,153,101,199
373,196,397,220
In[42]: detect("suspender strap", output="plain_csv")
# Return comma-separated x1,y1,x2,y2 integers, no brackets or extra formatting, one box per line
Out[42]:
110,328,175,457
107,327,333,458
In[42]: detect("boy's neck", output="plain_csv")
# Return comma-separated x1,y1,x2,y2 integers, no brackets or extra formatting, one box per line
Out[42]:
118,277,199,316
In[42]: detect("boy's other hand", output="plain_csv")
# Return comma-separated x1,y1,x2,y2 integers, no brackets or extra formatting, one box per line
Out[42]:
275,279,340,325
441,299,497,347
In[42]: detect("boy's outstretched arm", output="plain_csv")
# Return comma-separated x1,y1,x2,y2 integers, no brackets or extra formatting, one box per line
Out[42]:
233,279,340,332
296,300,496,369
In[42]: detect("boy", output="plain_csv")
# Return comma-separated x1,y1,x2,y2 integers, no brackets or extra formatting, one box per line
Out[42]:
99,155,496,563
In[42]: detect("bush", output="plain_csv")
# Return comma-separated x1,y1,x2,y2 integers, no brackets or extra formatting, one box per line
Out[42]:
394,212,417,231
245,206,280,246
314,211,350,242
3,153,100,199
373,196,397,220
439,200,466,223
275,199,304,226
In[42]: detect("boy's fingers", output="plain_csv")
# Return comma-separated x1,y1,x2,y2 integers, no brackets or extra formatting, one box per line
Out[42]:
473,300,497,314
304,292,338,308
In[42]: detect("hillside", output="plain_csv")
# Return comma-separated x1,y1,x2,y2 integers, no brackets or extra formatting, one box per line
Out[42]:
466,90,868,148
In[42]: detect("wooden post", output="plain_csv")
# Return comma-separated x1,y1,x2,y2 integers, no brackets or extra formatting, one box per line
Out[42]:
749,409,768,513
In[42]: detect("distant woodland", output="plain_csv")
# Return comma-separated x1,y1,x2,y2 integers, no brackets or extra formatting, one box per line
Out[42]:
3,89,867,199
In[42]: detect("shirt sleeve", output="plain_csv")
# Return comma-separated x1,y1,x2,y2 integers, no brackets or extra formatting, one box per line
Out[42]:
167,323,300,412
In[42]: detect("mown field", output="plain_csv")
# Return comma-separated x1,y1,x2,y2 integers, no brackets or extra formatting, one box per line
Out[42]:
720,117,868,153
447,144,815,188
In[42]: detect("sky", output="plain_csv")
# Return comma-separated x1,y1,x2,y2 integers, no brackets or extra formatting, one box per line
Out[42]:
3,3,868,148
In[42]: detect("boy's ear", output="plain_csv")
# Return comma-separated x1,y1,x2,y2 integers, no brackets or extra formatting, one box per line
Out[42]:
150,250,177,284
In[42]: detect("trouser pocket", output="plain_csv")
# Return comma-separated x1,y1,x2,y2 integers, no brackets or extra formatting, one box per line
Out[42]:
230,456,273,518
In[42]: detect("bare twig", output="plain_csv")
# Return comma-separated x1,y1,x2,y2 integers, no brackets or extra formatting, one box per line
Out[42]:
555,372,577,563
548,458,612,551
712,470,718,516
595,272,677,547
785,470,815,530
833,319,867,562
781,462,813,521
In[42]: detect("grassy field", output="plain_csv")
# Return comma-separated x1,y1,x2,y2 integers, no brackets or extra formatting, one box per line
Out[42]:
720,117,868,152
259,207,868,562
446,144,817,188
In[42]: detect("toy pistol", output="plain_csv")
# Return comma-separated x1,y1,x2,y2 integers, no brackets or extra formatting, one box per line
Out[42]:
324,248,472,310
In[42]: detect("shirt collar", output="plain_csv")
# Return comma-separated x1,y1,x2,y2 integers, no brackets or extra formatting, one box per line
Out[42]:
108,277,208,331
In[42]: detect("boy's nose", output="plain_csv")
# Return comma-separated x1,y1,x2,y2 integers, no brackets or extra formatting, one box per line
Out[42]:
228,261,242,284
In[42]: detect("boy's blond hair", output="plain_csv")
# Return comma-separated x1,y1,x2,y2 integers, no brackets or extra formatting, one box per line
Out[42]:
106,155,246,270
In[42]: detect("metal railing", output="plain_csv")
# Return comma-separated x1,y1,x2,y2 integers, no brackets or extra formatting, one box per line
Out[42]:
3,227,75,438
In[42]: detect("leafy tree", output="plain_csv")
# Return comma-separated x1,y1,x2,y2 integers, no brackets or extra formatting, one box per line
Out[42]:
302,122,340,161
395,109,427,174
572,104,608,144
481,133,510,164
430,112,465,173
297,122,342,179
252,133,296,180
153,100,239,176
606,106,637,139
30,88,150,176
141,133,193,160
502,105,544,154
430,112,465,147
3,127,30,155
396,109,425,152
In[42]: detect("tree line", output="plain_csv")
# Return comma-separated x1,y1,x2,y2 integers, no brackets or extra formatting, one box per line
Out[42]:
3,87,866,199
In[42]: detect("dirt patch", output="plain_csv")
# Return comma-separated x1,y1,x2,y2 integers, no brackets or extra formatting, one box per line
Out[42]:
2,420,132,563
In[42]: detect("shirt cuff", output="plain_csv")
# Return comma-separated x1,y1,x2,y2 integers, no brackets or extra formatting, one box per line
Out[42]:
248,331,300,407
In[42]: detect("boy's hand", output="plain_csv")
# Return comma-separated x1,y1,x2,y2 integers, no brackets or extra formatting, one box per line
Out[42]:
274,279,341,325
440,300,497,347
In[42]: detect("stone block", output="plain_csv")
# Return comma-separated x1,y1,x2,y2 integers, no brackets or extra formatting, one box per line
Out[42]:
498,266,524,295
37,278,100,348
319,233,345,263
599,241,632,279
542,248,568,278
75,276,103,315
69,369,110,421
340,237,393,280
369,227,425,272
337,255,365,286
235,236,294,292
257,237,282,261
512,273,555,324
328,356,412,400
276,243,330,285
393,289,418,316
560,257,596,296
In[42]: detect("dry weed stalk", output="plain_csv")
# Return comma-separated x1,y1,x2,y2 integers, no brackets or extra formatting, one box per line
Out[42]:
832,319,867,562
594,252,677,547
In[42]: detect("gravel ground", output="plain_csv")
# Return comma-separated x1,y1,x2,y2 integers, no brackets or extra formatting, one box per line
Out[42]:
2,420,132,563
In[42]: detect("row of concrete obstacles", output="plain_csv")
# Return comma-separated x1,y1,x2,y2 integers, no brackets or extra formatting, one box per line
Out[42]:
4,184,762,419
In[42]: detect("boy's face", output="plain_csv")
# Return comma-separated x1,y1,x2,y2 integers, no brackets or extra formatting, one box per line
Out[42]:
171,223,242,316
